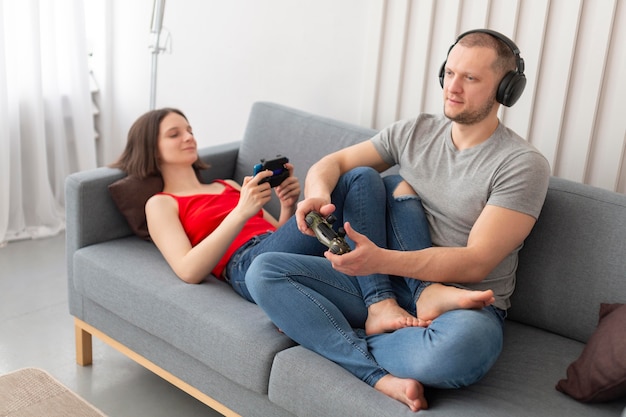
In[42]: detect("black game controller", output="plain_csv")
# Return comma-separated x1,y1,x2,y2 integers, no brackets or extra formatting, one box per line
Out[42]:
253,156,290,187
305,211,351,255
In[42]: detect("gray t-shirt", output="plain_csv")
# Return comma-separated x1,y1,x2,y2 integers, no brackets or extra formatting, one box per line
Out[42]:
371,113,550,310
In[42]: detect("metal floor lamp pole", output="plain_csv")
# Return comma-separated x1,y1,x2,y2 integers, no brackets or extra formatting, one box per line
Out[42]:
149,0,166,110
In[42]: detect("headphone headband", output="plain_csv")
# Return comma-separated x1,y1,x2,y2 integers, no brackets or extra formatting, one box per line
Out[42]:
438,28,526,107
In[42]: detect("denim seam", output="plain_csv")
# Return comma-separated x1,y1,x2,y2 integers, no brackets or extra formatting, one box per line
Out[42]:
387,196,423,251
411,281,434,310
286,275,387,386
362,291,396,308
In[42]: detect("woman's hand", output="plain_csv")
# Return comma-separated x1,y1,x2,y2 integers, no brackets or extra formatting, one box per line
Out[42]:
275,163,300,209
275,163,301,226
235,170,274,220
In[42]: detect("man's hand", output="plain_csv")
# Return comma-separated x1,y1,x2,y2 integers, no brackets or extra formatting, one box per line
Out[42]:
324,222,384,276
296,199,336,236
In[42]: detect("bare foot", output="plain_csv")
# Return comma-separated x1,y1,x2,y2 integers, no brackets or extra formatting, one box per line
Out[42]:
374,374,428,412
416,284,495,326
365,299,420,335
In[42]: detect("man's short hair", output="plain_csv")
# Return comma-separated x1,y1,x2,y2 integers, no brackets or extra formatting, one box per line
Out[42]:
457,32,517,78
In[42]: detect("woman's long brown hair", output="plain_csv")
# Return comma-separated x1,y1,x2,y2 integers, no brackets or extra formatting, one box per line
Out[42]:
110,108,208,178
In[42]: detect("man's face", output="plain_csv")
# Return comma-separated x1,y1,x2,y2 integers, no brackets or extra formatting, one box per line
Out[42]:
441,44,500,125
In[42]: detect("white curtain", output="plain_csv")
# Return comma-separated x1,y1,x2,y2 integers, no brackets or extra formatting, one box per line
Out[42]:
0,0,96,246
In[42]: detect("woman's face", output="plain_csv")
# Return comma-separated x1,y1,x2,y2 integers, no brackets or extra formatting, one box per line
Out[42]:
157,112,198,167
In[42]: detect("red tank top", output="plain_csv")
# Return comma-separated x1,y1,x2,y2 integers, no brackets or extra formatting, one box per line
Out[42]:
158,180,276,278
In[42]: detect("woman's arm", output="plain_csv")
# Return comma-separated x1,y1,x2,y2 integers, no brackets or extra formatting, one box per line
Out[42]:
224,178,283,228
147,174,274,284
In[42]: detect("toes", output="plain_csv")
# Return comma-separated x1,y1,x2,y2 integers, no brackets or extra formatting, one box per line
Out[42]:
417,318,432,327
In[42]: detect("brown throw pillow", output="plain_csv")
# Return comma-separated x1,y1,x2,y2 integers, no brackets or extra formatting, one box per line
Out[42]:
108,175,164,240
556,303,626,402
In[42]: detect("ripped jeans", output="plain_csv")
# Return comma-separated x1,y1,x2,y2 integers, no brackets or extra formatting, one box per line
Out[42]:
246,170,505,388
226,167,392,306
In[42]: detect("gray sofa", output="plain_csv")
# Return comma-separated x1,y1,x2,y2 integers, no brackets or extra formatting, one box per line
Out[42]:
66,101,626,417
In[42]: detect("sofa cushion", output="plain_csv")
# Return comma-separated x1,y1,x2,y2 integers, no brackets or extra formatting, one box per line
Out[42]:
72,237,296,395
511,176,626,343
108,175,163,240
269,321,625,417
269,346,417,417
556,303,626,402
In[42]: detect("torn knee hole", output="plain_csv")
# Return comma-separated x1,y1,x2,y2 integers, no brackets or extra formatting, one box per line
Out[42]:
393,180,418,200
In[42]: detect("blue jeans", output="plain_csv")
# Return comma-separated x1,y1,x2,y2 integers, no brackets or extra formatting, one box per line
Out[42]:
245,173,505,388
225,167,393,305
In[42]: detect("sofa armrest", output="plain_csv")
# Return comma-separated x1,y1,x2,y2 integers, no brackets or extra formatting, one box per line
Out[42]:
65,167,128,252
65,166,127,317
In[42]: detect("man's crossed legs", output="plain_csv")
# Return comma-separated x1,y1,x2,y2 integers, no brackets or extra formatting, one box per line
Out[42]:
245,169,504,411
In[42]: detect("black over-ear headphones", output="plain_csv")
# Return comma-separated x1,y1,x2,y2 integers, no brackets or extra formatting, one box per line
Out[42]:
438,29,526,107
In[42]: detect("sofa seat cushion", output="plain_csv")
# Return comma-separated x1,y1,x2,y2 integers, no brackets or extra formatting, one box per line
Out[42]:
72,236,296,395
268,321,626,417
269,346,418,417
464,321,625,416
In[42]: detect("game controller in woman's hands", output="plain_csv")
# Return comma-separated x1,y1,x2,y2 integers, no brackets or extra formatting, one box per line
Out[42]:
253,156,290,187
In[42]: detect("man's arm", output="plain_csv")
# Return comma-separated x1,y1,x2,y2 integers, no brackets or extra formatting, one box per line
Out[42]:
305,140,390,198
328,204,536,285
296,140,391,232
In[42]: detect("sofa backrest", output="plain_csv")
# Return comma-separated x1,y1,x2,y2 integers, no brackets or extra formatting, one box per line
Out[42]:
233,102,379,217
509,176,626,343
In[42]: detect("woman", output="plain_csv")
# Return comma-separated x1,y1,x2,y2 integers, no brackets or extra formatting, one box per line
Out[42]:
112,107,431,334
112,108,323,301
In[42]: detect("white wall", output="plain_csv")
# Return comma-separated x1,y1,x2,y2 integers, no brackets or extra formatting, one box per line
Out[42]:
90,0,626,194
91,0,378,164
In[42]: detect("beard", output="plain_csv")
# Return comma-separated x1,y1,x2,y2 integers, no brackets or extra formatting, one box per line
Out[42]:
444,94,497,125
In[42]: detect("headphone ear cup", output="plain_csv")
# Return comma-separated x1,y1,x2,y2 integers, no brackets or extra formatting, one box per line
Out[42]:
438,61,446,88
497,71,527,107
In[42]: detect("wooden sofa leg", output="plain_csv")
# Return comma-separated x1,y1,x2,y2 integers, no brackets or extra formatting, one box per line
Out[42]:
75,318,93,366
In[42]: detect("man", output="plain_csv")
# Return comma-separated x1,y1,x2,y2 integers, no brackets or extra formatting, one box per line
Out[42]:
246,29,550,412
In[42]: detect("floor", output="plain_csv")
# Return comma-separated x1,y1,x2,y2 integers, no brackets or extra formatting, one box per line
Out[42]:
0,233,223,417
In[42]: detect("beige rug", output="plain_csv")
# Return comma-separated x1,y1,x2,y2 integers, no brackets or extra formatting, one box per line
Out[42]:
0,368,107,417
